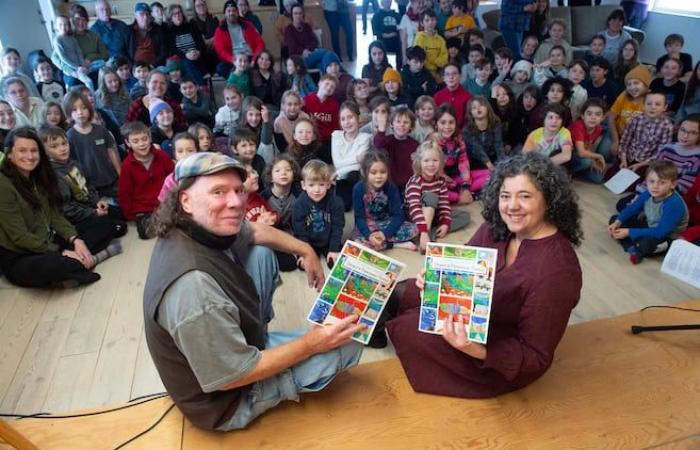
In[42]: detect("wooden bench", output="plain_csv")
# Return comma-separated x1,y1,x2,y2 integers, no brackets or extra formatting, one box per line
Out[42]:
3,300,699,449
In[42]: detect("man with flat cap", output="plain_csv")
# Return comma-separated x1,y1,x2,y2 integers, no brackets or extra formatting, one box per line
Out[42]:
143,153,364,431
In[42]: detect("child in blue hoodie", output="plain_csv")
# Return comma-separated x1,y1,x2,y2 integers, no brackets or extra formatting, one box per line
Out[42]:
609,160,689,264
292,159,345,268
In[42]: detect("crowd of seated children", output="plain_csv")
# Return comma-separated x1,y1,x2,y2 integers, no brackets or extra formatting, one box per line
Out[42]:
3,3,700,290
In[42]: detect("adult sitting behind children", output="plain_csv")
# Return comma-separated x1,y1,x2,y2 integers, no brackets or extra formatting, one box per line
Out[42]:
144,152,365,431
372,153,583,398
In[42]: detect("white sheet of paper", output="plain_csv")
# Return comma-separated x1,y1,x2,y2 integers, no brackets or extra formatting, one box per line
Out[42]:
661,240,700,289
604,169,640,195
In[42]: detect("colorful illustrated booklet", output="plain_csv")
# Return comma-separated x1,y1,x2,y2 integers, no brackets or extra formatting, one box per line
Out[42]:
418,243,497,344
307,241,406,344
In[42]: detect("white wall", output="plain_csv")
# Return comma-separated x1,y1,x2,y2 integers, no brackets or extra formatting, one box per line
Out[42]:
0,0,53,73
638,11,700,65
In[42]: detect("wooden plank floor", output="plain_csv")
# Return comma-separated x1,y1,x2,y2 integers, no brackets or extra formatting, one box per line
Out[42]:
3,301,699,450
0,182,698,417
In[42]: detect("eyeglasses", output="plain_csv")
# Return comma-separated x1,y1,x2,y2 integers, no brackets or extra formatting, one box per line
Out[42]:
679,127,699,136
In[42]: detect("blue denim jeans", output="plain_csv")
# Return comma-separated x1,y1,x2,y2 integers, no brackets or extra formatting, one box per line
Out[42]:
500,29,523,60
240,245,281,324
217,331,363,430
324,10,354,59
570,135,612,184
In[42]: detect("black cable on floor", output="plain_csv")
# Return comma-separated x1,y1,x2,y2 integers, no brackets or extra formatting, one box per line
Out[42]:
0,393,168,419
112,402,177,450
640,305,700,313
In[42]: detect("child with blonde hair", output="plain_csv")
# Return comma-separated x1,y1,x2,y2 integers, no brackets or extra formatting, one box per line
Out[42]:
405,140,470,252
292,160,345,267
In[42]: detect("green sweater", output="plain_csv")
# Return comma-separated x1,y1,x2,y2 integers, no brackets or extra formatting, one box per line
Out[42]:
0,171,76,254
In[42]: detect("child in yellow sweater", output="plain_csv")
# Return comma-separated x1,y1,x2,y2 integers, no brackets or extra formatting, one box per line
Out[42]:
413,10,448,78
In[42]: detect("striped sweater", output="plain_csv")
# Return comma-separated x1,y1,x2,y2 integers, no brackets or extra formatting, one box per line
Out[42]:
405,174,452,233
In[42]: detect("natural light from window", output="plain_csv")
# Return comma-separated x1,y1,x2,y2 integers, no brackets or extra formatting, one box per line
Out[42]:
651,0,700,16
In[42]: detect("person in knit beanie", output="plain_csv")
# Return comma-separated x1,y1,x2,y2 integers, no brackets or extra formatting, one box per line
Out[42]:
624,64,651,88
149,98,173,124
149,98,181,157
382,68,410,109
608,64,652,153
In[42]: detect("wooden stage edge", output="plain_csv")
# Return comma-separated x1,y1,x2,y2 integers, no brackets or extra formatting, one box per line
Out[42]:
2,300,700,450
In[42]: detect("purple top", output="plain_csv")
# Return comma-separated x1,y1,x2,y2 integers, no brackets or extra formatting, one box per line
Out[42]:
387,223,582,398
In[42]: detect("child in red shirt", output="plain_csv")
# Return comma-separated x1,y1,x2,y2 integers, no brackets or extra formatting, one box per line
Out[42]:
569,98,608,183
117,121,174,239
243,164,279,226
302,74,339,164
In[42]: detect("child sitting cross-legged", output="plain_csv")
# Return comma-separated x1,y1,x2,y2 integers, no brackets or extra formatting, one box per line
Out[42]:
434,103,475,205
292,159,345,268
351,150,418,251
609,160,689,264
569,98,609,183
405,140,470,253
118,121,175,239
41,126,126,264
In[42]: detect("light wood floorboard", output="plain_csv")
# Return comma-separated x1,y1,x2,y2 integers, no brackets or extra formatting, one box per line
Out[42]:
0,181,698,415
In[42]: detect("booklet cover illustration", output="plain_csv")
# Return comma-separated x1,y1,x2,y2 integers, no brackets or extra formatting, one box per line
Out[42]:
419,243,497,344
307,241,405,344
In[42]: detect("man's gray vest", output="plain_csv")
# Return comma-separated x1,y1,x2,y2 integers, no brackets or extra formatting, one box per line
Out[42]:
143,229,265,430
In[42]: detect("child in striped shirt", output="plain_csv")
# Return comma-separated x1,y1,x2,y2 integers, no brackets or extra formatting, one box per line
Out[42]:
405,140,470,252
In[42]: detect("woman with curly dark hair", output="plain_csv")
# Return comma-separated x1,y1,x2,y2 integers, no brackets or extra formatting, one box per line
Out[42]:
371,153,583,399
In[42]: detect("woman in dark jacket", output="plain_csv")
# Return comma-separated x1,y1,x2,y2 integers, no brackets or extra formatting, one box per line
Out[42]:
165,4,208,85
250,50,286,109
0,127,116,287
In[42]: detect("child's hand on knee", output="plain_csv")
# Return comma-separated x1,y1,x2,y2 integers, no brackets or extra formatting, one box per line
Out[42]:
435,224,449,238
